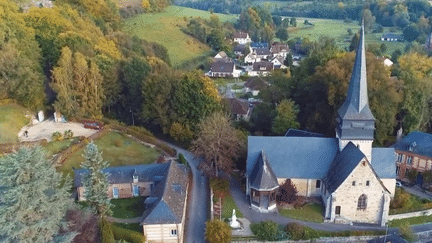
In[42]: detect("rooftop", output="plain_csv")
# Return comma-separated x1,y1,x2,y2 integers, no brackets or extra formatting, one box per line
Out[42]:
392,131,432,158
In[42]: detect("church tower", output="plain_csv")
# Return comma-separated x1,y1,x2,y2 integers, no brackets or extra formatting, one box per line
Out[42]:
336,21,375,162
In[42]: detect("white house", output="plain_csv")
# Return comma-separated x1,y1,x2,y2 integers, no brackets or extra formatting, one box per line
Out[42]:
207,61,240,78
270,56,287,69
270,42,290,58
243,77,269,96
244,52,260,64
248,61,273,77
233,32,252,45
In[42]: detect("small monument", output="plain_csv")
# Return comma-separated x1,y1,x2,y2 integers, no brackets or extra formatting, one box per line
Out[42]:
230,209,240,229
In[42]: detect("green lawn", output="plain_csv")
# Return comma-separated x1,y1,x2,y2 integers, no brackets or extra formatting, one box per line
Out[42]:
44,138,78,155
111,196,147,218
389,215,432,227
365,28,406,57
278,203,324,223
124,6,237,67
0,104,30,143
114,223,143,233
222,193,243,219
59,131,161,175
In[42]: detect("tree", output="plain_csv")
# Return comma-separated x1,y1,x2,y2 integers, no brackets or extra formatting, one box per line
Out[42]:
278,179,298,204
403,24,420,42
0,146,75,243
284,53,293,67
276,27,288,41
423,170,432,186
362,8,376,33
290,17,297,27
272,99,300,135
81,142,112,218
406,169,418,184
205,220,231,243
191,112,244,177
349,33,359,52
380,43,387,54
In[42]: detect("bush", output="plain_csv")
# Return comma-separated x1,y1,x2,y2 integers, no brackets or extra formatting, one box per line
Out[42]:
210,177,229,198
64,130,74,139
399,222,416,242
178,153,188,166
250,220,288,241
111,224,145,243
99,219,115,243
390,188,413,210
52,131,64,141
205,220,231,243
114,139,123,147
286,222,306,240
278,179,298,204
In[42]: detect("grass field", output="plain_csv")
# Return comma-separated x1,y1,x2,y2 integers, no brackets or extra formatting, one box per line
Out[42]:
221,193,243,219
278,203,324,223
59,131,160,175
111,196,147,218
0,104,30,144
44,138,78,155
124,6,237,67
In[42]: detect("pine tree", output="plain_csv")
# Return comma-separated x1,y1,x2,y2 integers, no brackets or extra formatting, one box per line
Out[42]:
0,146,75,243
81,142,111,218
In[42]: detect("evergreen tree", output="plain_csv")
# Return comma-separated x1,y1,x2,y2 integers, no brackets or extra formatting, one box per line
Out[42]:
271,99,300,135
81,142,111,218
0,146,75,243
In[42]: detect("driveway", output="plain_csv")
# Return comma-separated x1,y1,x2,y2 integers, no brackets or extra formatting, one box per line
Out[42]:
401,184,432,201
18,118,98,142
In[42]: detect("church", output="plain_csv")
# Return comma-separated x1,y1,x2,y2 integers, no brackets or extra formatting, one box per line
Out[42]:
246,23,396,226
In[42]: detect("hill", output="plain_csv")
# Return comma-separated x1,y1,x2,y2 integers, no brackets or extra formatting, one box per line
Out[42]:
0,104,30,144
123,6,237,67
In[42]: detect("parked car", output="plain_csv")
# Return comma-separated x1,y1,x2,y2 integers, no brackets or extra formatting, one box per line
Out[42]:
81,120,103,130
396,181,402,187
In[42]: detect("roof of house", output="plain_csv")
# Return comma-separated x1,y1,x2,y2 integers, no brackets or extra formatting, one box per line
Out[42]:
382,33,403,39
271,43,289,53
251,42,268,48
391,131,432,158
234,44,246,52
247,136,340,179
74,163,169,188
224,98,249,115
215,51,228,59
234,32,249,39
249,151,280,191
252,61,273,72
255,47,271,56
244,77,268,90
141,161,189,225
284,129,324,137
210,61,234,73
323,142,366,193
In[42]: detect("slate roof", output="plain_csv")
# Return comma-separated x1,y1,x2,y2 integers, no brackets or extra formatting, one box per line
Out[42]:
338,22,375,121
255,47,271,56
210,61,234,73
323,142,366,193
141,161,189,225
234,44,246,53
372,148,396,178
249,151,279,191
252,61,273,72
391,131,432,158
234,32,249,39
284,129,324,138
251,42,268,49
74,163,169,187
224,98,249,115
247,136,340,179
215,51,228,59
244,77,268,91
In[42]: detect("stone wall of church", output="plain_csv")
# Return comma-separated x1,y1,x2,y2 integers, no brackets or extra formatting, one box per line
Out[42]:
332,159,389,224
277,178,322,197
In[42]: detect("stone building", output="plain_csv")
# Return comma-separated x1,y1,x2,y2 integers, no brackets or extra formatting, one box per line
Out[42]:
74,161,189,243
246,23,396,226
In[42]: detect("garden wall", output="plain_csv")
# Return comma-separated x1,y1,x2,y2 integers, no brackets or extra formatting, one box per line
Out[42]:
388,208,432,220
233,235,381,243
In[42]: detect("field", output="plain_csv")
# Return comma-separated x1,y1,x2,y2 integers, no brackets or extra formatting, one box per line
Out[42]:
0,104,30,144
58,131,161,175
124,6,237,67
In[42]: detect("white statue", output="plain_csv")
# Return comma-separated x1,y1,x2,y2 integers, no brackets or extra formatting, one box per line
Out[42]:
230,209,240,228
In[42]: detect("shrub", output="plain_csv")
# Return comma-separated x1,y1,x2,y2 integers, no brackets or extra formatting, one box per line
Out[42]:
278,179,298,204
52,131,64,141
210,177,229,198
178,153,188,166
250,220,288,241
64,129,74,139
406,169,418,184
99,218,115,243
114,139,123,147
286,222,306,240
399,222,416,242
111,224,145,243
205,220,231,243
390,188,413,210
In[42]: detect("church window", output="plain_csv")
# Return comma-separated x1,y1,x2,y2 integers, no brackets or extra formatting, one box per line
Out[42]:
357,194,367,210
366,180,370,186
407,156,413,165
316,180,321,188
335,206,341,215
352,181,356,186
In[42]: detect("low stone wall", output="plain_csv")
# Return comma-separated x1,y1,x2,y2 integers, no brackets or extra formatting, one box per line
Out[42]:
388,208,432,220
233,235,379,243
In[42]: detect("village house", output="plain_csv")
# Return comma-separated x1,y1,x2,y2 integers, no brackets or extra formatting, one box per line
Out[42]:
244,52,260,64
270,42,290,58
233,32,252,45
248,61,274,77
206,61,240,78
74,161,189,243
234,44,249,57
214,51,230,61
246,24,396,226
250,42,269,50
392,131,432,185
243,77,269,96
381,33,403,42
270,56,287,69
223,98,252,121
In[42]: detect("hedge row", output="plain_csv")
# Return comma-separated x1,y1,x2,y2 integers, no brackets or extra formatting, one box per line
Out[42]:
110,124,176,157
0,139,48,154
112,224,145,243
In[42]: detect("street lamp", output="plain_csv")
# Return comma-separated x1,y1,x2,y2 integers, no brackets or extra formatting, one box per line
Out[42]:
130,108,135,126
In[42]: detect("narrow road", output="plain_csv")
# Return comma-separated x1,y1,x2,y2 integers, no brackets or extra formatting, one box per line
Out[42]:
401,184,432,201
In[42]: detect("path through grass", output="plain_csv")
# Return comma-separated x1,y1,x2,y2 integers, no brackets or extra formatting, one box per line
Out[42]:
0,104,30,143
59,131,160,175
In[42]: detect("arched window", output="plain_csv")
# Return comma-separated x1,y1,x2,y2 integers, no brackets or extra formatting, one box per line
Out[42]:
357,194,367,210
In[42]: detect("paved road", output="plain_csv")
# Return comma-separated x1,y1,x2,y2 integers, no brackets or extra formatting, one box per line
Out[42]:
229,178,432,235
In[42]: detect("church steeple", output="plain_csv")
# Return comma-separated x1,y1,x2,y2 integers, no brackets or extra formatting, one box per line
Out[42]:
336,21,375,161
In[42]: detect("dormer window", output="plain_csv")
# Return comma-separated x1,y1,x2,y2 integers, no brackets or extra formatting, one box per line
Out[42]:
409,142,417,151
133,169,138,183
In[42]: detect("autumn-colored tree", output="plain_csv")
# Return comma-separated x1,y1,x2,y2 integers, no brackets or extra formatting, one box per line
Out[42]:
278,179,298,204
205,220,231,243
272,99,300,135
169,122,194,144
191,112,244,177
